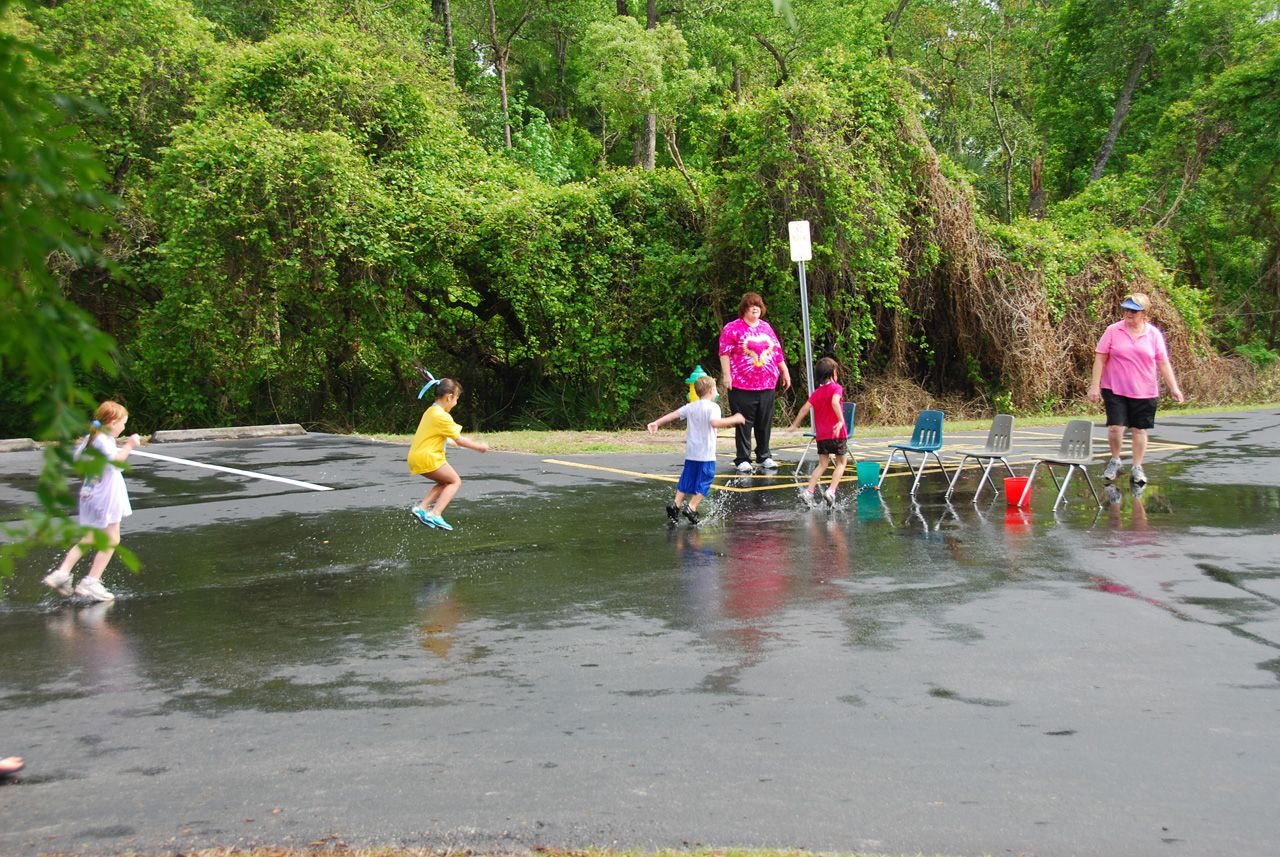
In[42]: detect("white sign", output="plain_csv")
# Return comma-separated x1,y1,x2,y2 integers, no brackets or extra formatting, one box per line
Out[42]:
788,220,812,262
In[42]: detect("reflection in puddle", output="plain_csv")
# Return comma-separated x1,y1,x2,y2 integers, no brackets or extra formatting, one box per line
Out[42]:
3,473,1280,718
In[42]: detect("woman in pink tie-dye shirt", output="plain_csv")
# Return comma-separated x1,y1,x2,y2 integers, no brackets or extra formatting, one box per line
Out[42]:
719,292,792,473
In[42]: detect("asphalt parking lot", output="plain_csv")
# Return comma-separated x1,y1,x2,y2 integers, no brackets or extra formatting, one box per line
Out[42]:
2,411,1278,856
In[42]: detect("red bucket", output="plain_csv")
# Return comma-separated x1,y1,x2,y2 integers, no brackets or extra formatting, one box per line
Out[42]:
1004,477,1031,507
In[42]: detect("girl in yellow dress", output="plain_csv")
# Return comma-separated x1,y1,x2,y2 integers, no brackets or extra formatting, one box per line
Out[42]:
407,379,488,531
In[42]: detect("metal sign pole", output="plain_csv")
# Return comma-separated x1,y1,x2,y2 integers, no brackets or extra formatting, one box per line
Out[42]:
788,221,816,430
797,259,815,397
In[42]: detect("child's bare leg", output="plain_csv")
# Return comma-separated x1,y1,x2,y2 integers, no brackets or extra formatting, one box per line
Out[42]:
673,490,687,508
421,463,462,516
419,482,444,511
829,455,848,494
84,523,120,581
687,492,705,512
55,541,87,576
807,455,830,495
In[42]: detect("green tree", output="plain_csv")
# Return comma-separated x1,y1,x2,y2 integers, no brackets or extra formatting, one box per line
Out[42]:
578,15,709,195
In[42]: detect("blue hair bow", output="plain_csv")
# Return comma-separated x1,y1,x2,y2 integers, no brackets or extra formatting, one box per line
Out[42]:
416,367,440,400
91,420,101,428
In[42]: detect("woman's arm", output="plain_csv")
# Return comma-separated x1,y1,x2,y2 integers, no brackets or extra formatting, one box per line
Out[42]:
1087,352,1108,403
719,354,733,391
1157,359,1185,403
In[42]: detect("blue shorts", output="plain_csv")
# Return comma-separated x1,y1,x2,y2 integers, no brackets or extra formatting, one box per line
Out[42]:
677,460,717,497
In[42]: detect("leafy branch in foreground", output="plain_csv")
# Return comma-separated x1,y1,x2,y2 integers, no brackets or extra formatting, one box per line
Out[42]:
0,0,132,577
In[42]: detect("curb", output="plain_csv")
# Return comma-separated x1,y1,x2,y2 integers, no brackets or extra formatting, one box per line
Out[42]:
0,438,39,453
150,424,307,443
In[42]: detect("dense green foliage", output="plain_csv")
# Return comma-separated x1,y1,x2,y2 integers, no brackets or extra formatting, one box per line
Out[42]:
4,0,1278,436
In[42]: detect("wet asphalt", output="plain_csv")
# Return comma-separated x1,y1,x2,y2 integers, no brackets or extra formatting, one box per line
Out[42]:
1,412,1279,856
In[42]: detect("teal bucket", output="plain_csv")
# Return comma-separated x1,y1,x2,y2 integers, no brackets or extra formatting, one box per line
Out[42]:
856,460,881,489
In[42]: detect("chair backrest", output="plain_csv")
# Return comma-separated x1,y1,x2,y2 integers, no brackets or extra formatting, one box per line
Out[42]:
910,409,944,450
983,413,1015,454
1057,419,1094,461
842,401,855,433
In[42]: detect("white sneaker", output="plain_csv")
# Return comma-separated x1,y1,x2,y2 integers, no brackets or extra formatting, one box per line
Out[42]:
735,460,754,473
760,458,778,469
43,569,73,596
1130,464,1147,485
801,489,815,507
74,577,114,602
1102,458,1122,481
823,488,837,506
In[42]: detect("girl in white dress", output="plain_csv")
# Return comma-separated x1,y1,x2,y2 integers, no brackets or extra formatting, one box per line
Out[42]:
43,401,141,602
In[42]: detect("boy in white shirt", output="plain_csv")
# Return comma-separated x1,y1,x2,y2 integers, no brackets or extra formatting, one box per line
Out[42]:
647,375,745,524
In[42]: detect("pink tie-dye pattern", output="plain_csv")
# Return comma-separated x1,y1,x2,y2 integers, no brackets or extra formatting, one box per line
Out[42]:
719,319,783,391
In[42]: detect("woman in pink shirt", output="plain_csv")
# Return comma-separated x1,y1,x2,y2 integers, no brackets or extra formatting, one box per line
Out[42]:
719,292,792,473
1087,293,1184,486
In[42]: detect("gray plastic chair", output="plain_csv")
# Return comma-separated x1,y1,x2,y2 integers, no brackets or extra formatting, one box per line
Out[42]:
1017,419,1102,510
945,414,1017,502
877,409,948,495
796,401,855,474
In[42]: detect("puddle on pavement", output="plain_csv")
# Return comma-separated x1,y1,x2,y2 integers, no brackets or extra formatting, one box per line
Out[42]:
3,471,1279,717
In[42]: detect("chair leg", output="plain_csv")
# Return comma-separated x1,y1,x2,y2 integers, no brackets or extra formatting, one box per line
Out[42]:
1018,463,1040,506
973,458,998,502
928,450,949,486
945,454,972,499
1042,464,1061,493
1052,465,1076,510
1001,458,1016,479
909,452,927,495
877,450,900,490
1080,468,1102,507
796,438,814,475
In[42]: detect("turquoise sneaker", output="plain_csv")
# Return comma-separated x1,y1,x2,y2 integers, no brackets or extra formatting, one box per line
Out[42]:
411,507,435,527
428,514,453,531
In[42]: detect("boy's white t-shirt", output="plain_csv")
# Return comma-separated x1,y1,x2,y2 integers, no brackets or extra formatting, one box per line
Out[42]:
678,398,720,462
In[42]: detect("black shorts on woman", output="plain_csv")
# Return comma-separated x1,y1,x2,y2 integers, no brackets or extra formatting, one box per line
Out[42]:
1100,388,1158,430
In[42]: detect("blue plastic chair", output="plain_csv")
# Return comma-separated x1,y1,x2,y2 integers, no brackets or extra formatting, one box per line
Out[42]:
796,401,855,474
877,409,948,495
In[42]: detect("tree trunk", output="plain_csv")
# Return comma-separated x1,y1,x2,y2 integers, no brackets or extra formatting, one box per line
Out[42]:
499,62,512,149
881,0,911,60
486,0,529,150
754,35,789,86
432,0,454,77
1028,152,1045,220
642,0,658,170
1088,42,1152,184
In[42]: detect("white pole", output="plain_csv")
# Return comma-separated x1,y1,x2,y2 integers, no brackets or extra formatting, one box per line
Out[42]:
797,259,815,397
788,221,816,428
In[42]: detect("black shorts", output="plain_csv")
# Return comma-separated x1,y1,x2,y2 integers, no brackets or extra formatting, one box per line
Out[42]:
816,437,848,457
1101,388,1158,430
